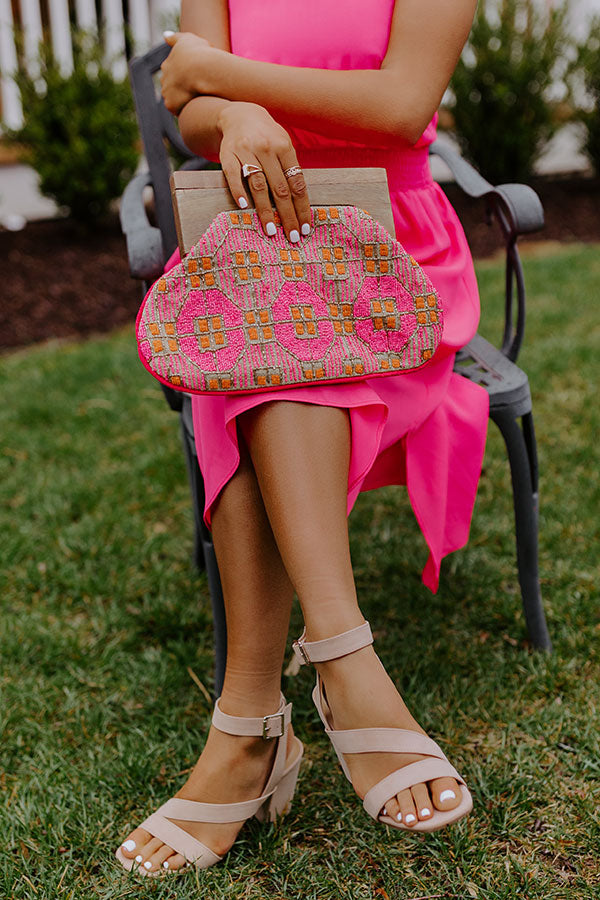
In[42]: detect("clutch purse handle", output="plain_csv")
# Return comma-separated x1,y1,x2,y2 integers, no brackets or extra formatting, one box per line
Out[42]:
170,167,396,256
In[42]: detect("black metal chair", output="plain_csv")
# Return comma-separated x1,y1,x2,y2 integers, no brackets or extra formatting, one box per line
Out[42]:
120,44,552,694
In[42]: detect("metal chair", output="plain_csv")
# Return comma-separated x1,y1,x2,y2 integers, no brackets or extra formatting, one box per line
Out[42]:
120,44,552,694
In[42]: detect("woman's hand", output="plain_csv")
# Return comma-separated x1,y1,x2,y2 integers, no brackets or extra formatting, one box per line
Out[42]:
161,31,222,114
215,101,311,242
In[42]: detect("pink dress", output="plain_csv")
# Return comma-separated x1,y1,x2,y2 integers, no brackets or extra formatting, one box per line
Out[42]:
182,0,489,591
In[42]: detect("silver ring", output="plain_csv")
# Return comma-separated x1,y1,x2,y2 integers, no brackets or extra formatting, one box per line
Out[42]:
241,163,264,178
283,165,302,179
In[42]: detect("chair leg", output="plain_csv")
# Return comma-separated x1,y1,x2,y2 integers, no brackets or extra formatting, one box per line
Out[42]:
491,409,552,651
179,412,206,572
179,410,228,695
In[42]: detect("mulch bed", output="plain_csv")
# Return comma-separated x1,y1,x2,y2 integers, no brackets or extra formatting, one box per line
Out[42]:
2,176,599,352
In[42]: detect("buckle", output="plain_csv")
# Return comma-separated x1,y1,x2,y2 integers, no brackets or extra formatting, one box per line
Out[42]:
262,711,285,740
292,639,311,665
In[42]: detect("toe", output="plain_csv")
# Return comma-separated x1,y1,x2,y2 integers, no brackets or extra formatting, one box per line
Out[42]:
397,788,417,827
430,777,461,811
410,783,433,822
138,836,165,871
381,794,401,820
145,844,176,874
166,853,188,871
119,827,153,858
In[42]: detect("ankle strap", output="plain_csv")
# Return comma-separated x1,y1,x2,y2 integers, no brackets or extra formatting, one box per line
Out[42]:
292,621,373,665
212,693,291,740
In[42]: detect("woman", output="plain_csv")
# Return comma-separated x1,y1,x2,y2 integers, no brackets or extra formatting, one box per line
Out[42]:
116,0,487,876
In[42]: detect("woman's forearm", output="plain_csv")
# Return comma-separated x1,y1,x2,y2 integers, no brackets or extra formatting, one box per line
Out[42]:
178,95,231,158
201,56,429,145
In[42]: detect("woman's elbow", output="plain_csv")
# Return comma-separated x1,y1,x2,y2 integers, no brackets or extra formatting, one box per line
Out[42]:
387,102,433,146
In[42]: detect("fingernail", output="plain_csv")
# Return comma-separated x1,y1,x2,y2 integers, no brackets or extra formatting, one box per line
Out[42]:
421,807,431,817
301,223,310,236
121,839,136,851
163,861,170,869
135,855,143,863
289,229,300,243
382,806,388,816
404,813,416,824
266,222,277,236
163,30,175,37
143,861,152,870
439,789,456,803
238,197,248,209
396,811,402,822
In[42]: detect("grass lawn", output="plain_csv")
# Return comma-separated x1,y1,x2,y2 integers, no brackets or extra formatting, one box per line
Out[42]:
1,243,599,899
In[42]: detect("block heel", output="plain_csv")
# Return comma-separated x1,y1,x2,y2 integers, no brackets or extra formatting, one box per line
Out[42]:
256,748,303,823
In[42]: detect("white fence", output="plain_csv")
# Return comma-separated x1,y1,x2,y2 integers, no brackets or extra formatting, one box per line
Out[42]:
1,0,599,129
0,0,178,128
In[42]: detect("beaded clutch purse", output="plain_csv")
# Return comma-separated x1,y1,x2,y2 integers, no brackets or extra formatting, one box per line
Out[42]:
136,203,444,394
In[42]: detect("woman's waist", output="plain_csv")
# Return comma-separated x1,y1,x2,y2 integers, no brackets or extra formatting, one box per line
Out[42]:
296,145,434,190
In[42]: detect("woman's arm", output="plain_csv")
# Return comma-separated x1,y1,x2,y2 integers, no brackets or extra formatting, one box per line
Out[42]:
164,0,311,242
164,0,477,145
163,0,231,158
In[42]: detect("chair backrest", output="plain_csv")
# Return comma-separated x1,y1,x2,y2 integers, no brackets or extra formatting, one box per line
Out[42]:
129,43,207,260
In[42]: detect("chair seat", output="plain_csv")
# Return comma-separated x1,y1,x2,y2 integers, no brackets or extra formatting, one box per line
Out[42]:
454,334,531,418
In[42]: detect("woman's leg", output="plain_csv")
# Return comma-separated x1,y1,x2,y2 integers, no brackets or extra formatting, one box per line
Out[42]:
118,438,296,872
240,401,461,826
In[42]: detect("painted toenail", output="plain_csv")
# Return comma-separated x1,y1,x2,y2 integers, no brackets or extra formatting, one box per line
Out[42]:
405,813,416,824
421,807,431,817
439,789,456,803
396,812,402,822
163,861,170,869
135,855,143,863
122,839,136,851
382,806,387,816
143,861,152,870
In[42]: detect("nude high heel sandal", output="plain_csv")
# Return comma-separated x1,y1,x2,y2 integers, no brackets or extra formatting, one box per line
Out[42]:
292,622,472,833
115,693,303,876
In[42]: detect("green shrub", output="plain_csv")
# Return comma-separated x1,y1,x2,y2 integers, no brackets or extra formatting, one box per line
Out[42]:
573,18,600,174
9,37,139,224
448,0,573,183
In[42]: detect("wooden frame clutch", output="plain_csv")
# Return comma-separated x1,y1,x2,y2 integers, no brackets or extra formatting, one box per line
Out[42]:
136,169,444,394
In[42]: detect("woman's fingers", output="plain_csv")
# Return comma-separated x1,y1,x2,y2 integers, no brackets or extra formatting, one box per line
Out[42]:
220,152,252,212
261,155,301,242
244,164,278,236
278,153,311,237
222,149,310,242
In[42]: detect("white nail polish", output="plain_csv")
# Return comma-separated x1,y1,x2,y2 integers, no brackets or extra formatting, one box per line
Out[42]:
163,861,170,869
266,222,277,236
163,30,175,37
144,861,152,870
421,807,431,817
396,811,402,822
301,223,311,236
382,806,388,816
135,854,143,863
121,839,136,851
439,789,456,803
238,197,248,209
404,813,416,824
290,229,300,243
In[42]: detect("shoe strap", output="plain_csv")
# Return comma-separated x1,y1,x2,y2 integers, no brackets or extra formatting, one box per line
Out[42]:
292,621,373,665
211,693,291,740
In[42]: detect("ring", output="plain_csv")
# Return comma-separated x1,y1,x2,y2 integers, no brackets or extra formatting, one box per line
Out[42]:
241,163,264,178
283,166,302,178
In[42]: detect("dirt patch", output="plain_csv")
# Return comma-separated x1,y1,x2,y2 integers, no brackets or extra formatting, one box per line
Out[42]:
1,176,599,352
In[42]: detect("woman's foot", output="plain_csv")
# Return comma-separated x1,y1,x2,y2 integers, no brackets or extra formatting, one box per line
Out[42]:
314,642,462,826
117,713,297,873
